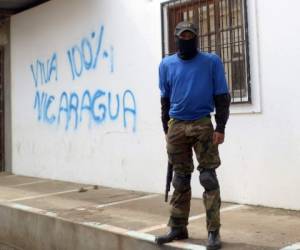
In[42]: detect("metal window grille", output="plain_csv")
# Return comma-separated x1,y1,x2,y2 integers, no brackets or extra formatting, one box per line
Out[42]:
161,0,251,103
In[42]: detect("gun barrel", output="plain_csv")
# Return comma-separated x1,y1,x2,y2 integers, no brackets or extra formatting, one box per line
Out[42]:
164,162,173,203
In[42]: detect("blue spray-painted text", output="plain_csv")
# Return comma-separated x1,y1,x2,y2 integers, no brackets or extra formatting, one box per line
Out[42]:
30,24,137,132
34,88,136,132
67,25,114,80
30,53,58,87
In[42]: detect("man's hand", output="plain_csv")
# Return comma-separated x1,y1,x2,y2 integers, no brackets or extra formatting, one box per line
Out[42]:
213,131,225,145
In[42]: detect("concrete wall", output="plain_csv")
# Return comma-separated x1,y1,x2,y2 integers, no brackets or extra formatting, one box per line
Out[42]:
10,0,300,210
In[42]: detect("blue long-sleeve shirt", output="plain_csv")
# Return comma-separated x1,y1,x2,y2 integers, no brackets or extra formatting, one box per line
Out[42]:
159,52,229,121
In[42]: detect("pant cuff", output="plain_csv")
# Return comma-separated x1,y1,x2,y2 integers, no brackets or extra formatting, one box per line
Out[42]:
167,216,188,228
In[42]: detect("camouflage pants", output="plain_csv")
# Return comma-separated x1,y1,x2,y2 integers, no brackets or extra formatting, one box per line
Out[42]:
166,117,221,232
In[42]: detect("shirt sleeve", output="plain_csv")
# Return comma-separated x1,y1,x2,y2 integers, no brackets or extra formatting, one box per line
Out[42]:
159,61,170,98
212,54,229,95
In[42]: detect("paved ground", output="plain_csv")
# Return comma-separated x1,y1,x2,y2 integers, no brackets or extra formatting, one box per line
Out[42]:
0,243,19,250
0,173,299,250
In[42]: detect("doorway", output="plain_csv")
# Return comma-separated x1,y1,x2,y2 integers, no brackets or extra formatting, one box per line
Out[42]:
0,46,4,171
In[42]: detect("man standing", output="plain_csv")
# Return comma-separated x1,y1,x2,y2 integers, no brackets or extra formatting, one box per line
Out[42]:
155,21,231,250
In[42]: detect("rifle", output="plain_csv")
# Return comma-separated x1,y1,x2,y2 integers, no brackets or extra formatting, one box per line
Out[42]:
165,162,173,202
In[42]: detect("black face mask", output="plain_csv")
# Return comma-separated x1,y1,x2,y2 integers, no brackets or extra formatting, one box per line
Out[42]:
176,36,198,60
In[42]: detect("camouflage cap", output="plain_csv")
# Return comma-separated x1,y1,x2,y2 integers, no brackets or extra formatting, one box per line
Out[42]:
174,21,198,36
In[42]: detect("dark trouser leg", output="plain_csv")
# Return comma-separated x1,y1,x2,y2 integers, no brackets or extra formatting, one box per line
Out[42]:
203,186,222,250
155,170,191,245
200,169,221,231
166,120,194,228
188,118,222,249
168,172,192,227
155,118,192,245
192,120,222,232
203,187,221,231
199,168,222,249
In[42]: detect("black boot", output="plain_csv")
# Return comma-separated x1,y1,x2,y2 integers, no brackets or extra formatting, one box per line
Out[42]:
207,230,222,250
155,227,188,245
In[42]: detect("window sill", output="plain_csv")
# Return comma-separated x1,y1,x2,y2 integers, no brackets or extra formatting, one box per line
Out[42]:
230,102,261,114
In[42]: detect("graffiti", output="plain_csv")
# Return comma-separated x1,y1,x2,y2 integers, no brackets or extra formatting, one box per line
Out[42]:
33,88,136,132
31,23,137,132
30,53,58,87
67,25,114,80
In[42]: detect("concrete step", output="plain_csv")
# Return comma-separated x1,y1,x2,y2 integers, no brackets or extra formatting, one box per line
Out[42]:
0,174,299,250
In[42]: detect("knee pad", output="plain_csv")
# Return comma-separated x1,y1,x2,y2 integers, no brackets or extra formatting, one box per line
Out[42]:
199,169,219,191
172,173,191,193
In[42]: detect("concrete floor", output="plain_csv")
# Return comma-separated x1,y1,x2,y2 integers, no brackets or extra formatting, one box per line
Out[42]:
0,173,299,250
0,243,18,250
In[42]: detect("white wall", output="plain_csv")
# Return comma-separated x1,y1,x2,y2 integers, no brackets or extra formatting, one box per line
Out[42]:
222,0,300,210
10,0,300,210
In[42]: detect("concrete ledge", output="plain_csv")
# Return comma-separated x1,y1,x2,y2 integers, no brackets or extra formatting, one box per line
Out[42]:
0,202,188,250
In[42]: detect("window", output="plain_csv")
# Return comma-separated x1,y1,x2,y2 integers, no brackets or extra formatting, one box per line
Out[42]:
161,0,251,103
